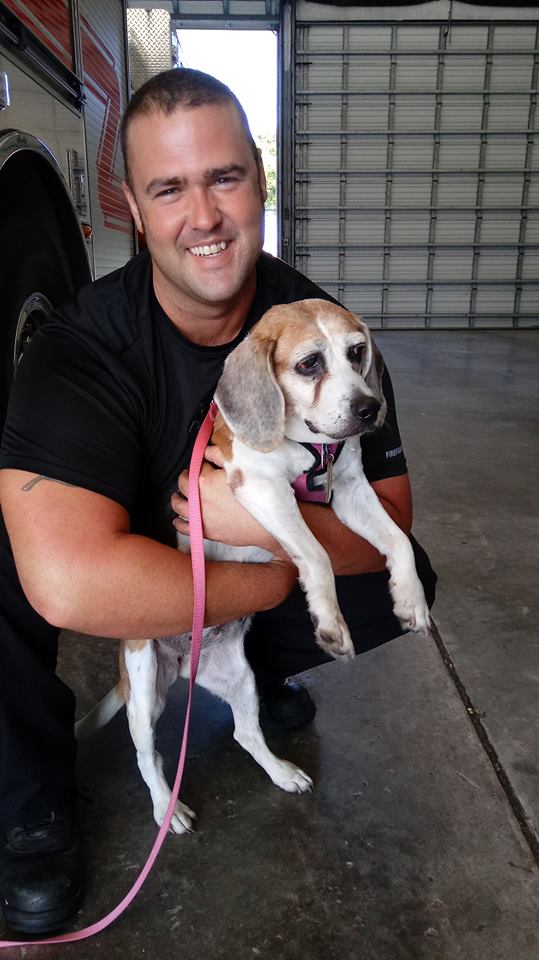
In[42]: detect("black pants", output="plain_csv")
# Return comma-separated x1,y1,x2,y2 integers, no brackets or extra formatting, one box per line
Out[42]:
0,516,76,830
0,517,435,830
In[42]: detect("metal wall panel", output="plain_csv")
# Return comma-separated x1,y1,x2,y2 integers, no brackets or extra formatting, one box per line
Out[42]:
291,9,539,328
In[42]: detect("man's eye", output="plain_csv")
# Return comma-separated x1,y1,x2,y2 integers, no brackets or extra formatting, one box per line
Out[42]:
348,343,365,363
296,353,322,375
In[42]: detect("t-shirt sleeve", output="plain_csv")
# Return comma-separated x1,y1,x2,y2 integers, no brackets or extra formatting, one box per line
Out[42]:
0,321,143,512
360,364,408,482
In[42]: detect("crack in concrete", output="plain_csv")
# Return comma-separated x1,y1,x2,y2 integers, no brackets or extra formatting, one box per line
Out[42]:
429,620,539,868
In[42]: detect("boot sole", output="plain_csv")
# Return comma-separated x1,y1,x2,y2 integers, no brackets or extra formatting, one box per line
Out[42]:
2,886,82,935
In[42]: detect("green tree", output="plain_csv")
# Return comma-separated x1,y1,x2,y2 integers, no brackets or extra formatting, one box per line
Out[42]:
256,132,276,210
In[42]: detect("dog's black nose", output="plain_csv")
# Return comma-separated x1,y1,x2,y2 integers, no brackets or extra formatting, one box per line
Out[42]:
352,396,380,423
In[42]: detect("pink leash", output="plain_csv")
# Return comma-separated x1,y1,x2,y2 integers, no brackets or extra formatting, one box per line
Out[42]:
0,403,217,949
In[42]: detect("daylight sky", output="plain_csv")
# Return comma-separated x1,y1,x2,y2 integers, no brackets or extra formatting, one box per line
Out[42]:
176,29,277,140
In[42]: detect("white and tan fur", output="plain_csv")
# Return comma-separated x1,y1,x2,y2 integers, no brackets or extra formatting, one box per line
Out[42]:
77,299,430,834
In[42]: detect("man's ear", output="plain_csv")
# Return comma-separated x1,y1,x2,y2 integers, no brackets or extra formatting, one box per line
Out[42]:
122,181,144,234
256,148,267,205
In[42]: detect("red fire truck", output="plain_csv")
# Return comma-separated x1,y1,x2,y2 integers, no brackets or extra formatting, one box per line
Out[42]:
0,0,134,422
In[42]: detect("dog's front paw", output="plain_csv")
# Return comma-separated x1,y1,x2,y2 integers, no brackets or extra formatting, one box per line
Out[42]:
314,613,354,660
270,759,314,794
389,575,431,634
154,798,197,835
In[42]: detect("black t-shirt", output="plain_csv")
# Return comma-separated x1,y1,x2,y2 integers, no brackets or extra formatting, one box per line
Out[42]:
0,250,406,551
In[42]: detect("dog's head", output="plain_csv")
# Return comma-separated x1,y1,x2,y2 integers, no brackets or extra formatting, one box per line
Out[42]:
215,299,386,452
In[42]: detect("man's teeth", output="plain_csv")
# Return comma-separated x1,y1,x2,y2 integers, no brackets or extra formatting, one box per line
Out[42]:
190,241,228,257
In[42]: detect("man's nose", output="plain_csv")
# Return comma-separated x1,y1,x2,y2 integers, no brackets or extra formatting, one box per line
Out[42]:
186,186,221,231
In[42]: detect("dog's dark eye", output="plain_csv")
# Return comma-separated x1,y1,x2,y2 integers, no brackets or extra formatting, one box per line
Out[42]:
296,353,322,376
348,343,365,365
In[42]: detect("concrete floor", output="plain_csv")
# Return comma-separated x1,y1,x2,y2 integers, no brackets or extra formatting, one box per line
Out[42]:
2,330,538,958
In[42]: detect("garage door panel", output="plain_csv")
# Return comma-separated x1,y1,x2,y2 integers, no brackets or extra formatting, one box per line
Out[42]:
434,175,478,206
306,211,340,245
395,56,438,90
347,288,383,316
393,96,437,131
397,25,439,51
387,286,429,317
344,252,384,282
523,212,539,242
432,253,474,282
518,286,539,316
438,136,482,169
482,175,525,207
476,251,519,281
435,213,476,245
392,137,435,170
346,176,387,207
347,57,392,90
431,285,473,318
442,55,487,90
347,139,388,170
490,55,534,91
480,212,522,244
489,98,531,130
391,175,433,206
346,214,386,244
347,97,390,131
390,213,431,245
292,11,539,328
440,96,484,131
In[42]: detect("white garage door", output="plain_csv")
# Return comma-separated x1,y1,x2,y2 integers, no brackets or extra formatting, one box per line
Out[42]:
286,3,539,328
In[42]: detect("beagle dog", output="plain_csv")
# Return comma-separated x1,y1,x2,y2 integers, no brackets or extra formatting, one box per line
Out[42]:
77,299,430,834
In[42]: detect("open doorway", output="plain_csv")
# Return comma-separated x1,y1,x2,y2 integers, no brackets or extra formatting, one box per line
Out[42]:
175,29,278,256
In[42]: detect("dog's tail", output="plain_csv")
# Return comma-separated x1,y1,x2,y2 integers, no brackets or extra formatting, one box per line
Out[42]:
75,683,125,739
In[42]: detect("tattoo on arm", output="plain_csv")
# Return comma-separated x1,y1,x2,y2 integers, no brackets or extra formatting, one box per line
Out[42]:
21,476,76,492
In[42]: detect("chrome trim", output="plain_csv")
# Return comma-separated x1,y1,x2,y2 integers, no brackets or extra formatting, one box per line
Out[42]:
0,69,9,110
0,129,90,264
13,291,53,368
0,128,67,179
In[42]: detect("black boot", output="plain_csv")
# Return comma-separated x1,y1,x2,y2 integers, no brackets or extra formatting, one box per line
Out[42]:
260,678,316,731
0,809,83,934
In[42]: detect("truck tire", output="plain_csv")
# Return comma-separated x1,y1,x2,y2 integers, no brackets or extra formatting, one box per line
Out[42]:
0,210,74,425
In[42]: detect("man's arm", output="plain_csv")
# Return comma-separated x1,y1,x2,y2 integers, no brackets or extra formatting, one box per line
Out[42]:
0,469,297,638
299,474,412,576
172,459,413,578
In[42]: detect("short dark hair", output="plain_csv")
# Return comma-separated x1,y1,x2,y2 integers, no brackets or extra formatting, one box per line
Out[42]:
121,67,258,182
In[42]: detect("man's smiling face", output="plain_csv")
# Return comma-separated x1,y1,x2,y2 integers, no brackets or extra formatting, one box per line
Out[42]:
123,100,267,317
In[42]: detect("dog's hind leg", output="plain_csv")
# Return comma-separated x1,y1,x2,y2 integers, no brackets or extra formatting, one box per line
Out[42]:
187,627,313,794
123,639,196,834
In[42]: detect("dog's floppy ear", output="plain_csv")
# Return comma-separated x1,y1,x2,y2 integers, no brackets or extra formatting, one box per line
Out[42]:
215,333,286,452
364,337,386,408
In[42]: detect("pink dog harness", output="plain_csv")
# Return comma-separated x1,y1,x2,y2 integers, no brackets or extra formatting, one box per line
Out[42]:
292,442,344,504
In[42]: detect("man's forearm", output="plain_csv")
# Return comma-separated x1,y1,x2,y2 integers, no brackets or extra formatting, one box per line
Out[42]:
1,469,297,639
33,533,296,638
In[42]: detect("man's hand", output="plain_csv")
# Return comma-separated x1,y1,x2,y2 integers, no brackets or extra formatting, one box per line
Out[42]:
171,451,286,555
